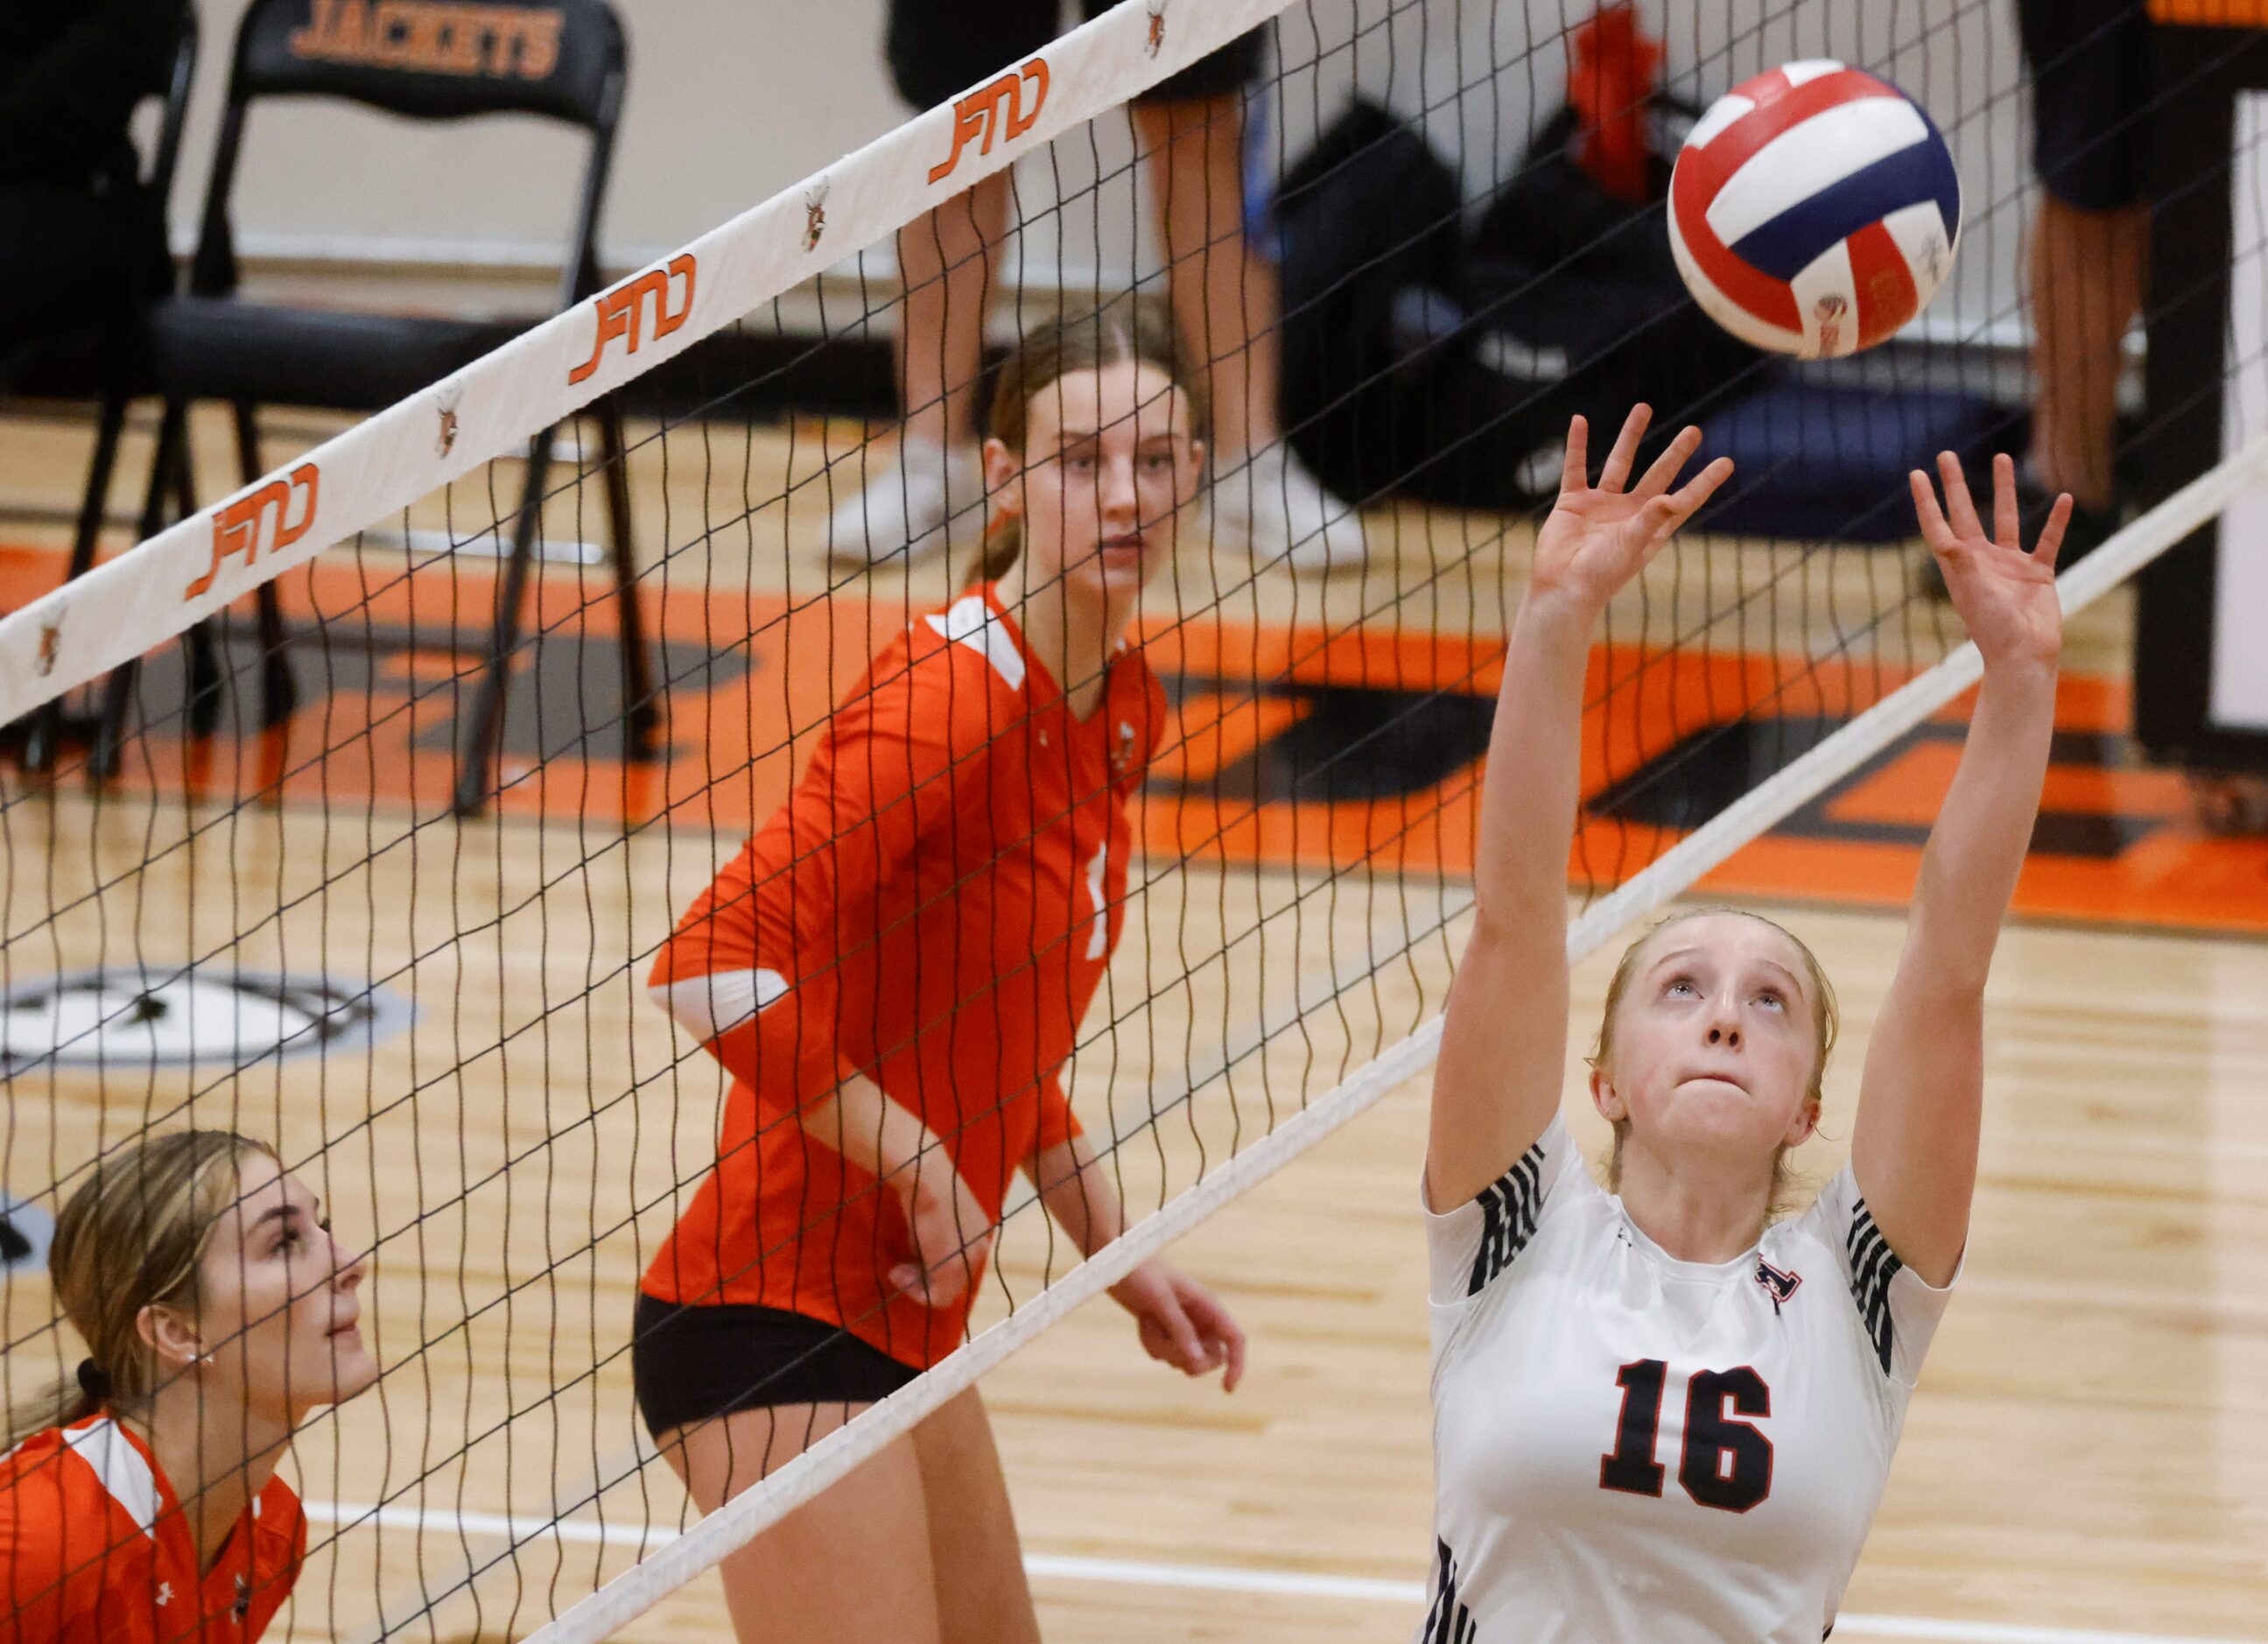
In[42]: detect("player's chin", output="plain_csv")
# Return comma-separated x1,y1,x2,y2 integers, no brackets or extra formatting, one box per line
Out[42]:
314,1324,382,1405
333,1345,383,1404
270,1348,378,1419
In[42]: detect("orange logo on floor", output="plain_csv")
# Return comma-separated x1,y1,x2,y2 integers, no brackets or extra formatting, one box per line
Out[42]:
929,58,1049,185
186,465,319,601
287,0,565,81
568,255,695,385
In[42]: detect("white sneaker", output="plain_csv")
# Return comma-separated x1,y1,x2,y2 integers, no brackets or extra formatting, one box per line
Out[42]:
826,438,987,566
1212,445,1368,572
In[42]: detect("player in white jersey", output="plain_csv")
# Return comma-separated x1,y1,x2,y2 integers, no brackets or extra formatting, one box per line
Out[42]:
1421,406,2069,1642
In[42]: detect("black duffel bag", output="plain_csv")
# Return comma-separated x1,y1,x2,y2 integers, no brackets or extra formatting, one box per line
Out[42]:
1277,96,1769,512
1274,99,1465,509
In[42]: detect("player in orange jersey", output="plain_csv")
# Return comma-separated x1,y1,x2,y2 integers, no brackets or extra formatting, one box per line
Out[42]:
635,297,1246,1644
0,1130,376,1643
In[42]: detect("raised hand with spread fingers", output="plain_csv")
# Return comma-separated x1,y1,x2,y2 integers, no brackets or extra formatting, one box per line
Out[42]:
1529,404,1738,625
1909,450,2069,672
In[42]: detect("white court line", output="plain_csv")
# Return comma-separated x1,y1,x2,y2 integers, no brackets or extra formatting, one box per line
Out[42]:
1826,1622,2260,1644
302,1501,2257,1644
1022,1552,1422,1605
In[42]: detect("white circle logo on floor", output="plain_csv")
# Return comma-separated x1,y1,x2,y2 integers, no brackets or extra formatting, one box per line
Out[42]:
0,969,415,1071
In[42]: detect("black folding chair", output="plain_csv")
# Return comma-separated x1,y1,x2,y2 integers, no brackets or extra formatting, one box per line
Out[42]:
87,0,658,812
12,11,200,772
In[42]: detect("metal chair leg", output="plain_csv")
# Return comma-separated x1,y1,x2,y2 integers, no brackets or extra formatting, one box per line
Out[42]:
252,583,295,729
92,399,192,781
593,400,660,759
70,397,128,573
453,427,558,816
22,392,130,771
233,403,297,730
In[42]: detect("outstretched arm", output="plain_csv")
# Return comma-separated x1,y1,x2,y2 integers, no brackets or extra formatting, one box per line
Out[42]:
1429,408,1732,1210
1853,453,2069,1286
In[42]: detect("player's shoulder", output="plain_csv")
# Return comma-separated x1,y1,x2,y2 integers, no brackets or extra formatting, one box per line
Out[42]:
0,1425,74,1535
1429,1114,1608,1307
0,1418,142,1559
879,587,1033,740
906,587,1033,696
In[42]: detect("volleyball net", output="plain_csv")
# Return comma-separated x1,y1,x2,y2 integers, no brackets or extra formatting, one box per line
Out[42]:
1,0,2261,1638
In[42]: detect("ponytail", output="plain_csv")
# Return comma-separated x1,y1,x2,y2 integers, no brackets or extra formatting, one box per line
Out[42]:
0,1377,96,1455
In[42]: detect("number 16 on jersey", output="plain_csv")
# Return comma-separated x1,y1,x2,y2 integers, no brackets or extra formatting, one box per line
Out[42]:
1600,1359,1774,1513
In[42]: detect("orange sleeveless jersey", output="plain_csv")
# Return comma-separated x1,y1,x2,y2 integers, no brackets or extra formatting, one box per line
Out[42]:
642,586,1168,1369
0,1415,304,1644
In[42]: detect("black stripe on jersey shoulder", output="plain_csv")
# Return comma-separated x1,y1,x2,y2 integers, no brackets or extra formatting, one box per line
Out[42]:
1845,1196,1903,1376
1422,1537,1478,1644
1465,1139,1547,1297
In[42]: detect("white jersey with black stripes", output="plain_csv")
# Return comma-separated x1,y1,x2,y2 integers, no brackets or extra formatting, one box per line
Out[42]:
1415,1115,1956,1644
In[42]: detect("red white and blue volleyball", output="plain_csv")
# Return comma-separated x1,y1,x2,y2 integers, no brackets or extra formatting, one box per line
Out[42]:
1668,61,1961,359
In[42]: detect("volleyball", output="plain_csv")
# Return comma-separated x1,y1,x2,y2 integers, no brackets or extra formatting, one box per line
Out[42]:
1668,60,1961,359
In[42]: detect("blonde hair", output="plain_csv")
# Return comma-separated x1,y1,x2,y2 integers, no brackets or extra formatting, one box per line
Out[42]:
969,292,1210,587
1587,907,1838,1214
2,1130,277,1451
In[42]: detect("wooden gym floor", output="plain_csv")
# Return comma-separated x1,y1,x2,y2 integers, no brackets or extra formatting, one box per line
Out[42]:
0,402,2264,1644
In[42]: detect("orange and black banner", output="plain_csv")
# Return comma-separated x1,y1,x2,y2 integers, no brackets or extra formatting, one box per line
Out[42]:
2151,0,2268,25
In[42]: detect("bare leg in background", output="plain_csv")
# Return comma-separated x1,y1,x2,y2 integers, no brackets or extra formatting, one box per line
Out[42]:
1134,92,1280,461
2027,194,2147,511
895,171,1009,454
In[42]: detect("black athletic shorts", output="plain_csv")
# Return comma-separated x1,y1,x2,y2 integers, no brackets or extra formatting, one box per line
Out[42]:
2017,0,2154,212
886,0,1266,112
630,1294,919,1439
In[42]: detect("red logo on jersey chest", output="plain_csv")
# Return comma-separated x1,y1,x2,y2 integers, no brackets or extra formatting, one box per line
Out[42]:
1753,1257,1801,1303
